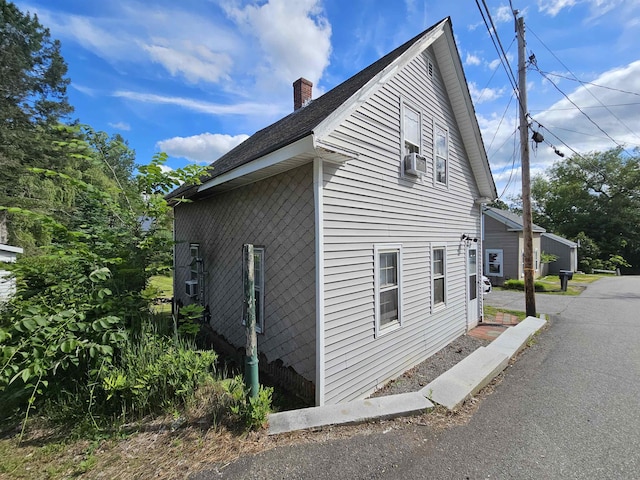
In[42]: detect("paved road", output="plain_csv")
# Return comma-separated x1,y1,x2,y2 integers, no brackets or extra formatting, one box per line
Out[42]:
192,276,640,479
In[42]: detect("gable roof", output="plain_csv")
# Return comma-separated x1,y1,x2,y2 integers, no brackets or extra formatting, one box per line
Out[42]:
168,17,496,201
541,232,577,247
483,207,546,233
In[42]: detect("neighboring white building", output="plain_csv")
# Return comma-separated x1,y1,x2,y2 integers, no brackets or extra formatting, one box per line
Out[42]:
0,244,23,302
168,17,497,406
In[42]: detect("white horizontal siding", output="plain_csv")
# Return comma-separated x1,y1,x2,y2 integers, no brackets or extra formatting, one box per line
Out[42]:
321,47,482,404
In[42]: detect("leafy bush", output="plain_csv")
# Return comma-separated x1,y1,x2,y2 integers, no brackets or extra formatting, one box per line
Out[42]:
503,279,548,292
99,326,218,419
227,377,273,430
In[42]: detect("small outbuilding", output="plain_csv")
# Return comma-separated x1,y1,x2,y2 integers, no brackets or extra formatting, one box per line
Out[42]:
0,244,23,302
541,232,578,275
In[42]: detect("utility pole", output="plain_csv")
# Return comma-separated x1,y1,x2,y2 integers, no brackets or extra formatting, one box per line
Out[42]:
243,244,259,399
516,13,537,317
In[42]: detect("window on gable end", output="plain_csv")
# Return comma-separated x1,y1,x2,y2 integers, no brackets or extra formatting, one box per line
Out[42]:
403,103,421,156
434,124,448,185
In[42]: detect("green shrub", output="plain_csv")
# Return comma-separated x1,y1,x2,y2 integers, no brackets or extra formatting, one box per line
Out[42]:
99,326,218,419
503,279,548,292
227,376,273,430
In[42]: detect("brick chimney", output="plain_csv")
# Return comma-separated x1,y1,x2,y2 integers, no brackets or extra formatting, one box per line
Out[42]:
293,78,313,110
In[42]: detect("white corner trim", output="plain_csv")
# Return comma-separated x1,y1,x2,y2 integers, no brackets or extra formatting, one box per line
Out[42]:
197,135,315,193
314,158,325,406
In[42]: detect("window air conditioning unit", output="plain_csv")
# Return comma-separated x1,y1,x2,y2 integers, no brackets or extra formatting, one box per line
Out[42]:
404,153,427,176
185,280,198,297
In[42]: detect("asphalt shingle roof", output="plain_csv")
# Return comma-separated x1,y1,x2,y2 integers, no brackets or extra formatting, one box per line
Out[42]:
167,19,445,200
484,207,546,233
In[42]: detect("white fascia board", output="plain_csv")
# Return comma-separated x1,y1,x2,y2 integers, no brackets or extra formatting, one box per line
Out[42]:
312,19,448,142
197,135,315,193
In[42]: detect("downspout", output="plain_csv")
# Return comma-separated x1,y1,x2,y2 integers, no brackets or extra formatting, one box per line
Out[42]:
479,202,485,323
313,158,325,406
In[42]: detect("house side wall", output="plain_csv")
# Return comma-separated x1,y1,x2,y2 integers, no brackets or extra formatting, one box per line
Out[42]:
173,164,316,383
483,216,519,286
541,236,576,273
518,233,543,279
320,47,482,404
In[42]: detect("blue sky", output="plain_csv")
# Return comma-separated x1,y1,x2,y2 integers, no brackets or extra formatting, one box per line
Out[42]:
17,0,640,199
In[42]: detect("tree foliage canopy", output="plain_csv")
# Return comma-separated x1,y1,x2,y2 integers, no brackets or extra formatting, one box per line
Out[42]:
531,147,640,272
0,0,74,247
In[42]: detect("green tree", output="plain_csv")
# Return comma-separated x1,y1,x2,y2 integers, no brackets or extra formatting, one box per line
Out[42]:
0,0,73,248
532,147,640,271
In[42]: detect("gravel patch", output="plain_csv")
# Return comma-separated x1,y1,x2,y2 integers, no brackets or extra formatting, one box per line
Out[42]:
370,334,490,397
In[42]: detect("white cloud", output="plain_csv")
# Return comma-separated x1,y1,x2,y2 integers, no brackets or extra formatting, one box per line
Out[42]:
537,0,578,16
222,0,332,91
537,0,621,17
487,58,501,70
469,82,506,104
30,2,241,85
536,60,640,154
465,53,482,66
494,5,513,23
71,83,97,96
142,42,233,84
113,90,287,117
157,133,250,164
108,121,131,131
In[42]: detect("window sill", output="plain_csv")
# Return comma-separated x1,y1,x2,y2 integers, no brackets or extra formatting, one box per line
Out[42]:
377,320,401,338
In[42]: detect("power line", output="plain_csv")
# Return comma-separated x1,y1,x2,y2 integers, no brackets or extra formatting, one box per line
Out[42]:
486,91,516,156
474,0,518,93
530,102,640,112
528,26,640,144
536,71,640,98
533,66,627,150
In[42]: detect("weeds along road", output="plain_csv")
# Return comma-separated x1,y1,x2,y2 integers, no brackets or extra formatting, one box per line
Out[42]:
191,276,640,480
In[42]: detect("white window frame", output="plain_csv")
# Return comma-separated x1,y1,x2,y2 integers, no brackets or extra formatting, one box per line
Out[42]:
189,244,200,281
374,244,403,337
402,102,422,156
433,122,449,187
242,246,265,333
486,248,503,277
432,246,447,309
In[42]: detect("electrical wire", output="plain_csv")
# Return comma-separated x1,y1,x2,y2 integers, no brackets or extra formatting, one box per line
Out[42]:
530,102,640,112
534,67,627,149
528,26,640,144
474,0,518,93
486,91,516,156
535,71,640,98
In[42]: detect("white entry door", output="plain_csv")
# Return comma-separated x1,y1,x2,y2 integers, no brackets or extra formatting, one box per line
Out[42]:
467,245,479,328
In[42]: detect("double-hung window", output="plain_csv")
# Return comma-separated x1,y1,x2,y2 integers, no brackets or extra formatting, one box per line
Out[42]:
243,246,265,333
433,247,446,307
375,245,402,336
434,124,448,185
403,104,421,155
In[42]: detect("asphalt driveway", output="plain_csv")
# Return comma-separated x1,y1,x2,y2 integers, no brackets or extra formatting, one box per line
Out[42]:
483,286,579,317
